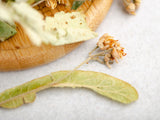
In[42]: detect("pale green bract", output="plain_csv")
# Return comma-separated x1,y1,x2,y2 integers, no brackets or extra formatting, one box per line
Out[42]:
0,2,97,45
0,71,138,109
45,12,98,45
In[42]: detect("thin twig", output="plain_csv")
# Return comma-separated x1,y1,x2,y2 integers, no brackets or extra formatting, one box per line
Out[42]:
92,57,104,64
90,51,105,57
89,46,98,56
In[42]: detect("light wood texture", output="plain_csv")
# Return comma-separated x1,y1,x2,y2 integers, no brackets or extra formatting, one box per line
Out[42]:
0,0,113,71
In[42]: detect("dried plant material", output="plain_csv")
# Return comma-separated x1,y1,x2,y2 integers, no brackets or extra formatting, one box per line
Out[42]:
122,0,141,15
77,0,92,13
0,21,17,41
12,2,57,46
45,0,57,9
97,34,126,56
71,0,92,10
97,33,114,50
45,0,71,9
0,2,96,46
72,0,85,10
51,34,126,85
0,2,56,46
45,11,97,45
61,34,126,70
57,0,71,7
0,2,15,26
31,0,45,7
134,0,140,8
90,33,126,68
0,70,138,109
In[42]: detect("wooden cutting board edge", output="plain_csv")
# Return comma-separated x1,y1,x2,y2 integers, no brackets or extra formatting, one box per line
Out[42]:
0,0,113,71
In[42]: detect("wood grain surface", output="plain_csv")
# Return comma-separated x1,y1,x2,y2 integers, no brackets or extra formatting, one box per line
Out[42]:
0,0,113,71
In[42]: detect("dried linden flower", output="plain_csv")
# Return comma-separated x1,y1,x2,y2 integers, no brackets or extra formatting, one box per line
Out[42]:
57,0,71,6
45,0,71,9
122,0,141,15
97,33,126,68
87,34,126,68
45,0,57,9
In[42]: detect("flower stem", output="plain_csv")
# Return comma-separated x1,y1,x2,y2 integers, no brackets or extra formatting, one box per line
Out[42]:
52,48,111,84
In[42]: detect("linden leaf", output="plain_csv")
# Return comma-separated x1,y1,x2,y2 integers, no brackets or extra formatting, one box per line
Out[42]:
0,71,138,109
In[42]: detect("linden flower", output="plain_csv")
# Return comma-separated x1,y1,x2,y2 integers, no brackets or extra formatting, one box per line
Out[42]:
45,0,57,9
122,0,141,15
97,33,126,68
45,0,71,9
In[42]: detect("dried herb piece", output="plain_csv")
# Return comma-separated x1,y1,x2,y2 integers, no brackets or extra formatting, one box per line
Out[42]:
0,70,138,109
0,2,96,46
122,0,141,15
76,0,92,13
57,0,71,7
74,33,126,69
0,21,17,41
44,0,71,9
45,11,97,46
95,33,126,68
51,34,127,87
71,0,85,10
45,0,57,9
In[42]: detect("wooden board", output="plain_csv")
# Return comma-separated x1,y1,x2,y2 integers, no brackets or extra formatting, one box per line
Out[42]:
0,0,113,71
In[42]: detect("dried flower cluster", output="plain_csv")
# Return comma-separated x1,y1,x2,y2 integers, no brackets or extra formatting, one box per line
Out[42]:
45,0,71,9
122,0,141,15
88,34,126,68
45,0,57,9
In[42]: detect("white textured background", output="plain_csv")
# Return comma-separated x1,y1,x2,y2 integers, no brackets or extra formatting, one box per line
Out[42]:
0,0,160,119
